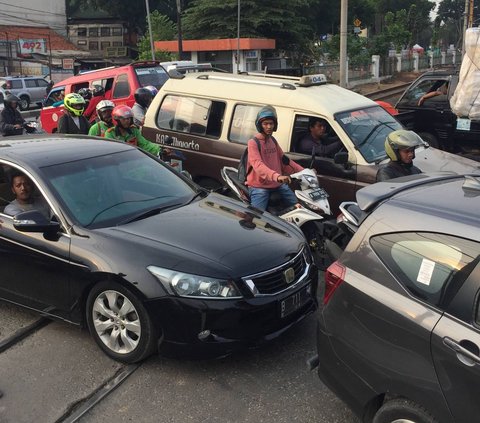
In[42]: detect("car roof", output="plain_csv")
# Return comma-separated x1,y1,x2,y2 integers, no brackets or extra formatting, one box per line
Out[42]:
160,71,376,117
0,135,132,168
358,174,480,230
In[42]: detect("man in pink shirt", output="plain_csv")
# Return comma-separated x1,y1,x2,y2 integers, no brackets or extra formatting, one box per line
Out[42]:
246,105,304,210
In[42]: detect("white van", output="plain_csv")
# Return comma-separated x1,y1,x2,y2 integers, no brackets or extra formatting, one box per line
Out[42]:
143,72,480,211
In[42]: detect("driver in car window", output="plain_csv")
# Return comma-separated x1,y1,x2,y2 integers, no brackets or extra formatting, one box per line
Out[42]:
298,117,342,157
4,171,50,218
417,81,449,106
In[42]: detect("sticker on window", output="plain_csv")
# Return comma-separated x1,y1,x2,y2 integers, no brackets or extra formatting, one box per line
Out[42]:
456,118,471,131
417,258,435,285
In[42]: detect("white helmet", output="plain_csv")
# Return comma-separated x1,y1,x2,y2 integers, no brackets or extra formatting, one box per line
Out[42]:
96,100,115,120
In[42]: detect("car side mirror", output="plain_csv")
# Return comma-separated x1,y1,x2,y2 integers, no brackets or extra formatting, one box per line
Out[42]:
334,151,349,165
13,210,60,233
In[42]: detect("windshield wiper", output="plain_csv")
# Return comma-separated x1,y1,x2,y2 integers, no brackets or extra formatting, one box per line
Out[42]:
355,121,396,150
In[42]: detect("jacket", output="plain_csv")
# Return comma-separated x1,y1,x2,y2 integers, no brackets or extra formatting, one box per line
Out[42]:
0,105,26,136
246,132,303,189
57,113,90,135
376,161,422,182
88,121,112,137
104,125,162,155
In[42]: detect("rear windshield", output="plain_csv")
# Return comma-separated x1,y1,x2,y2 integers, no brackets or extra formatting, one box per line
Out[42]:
335,106,402,163
135,66,169,90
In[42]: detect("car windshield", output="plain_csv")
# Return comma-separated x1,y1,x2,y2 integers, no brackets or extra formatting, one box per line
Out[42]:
335,106,402,163
135,66,169,90
41,149,195,229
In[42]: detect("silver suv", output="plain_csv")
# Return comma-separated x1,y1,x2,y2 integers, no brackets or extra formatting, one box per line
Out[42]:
0,76,49,110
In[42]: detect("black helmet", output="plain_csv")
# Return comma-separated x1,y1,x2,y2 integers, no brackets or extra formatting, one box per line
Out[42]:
77,87,92,100
4,94,20,108
134,88,153,108
92,84,105,97
255,105,278,133
385,130,425,161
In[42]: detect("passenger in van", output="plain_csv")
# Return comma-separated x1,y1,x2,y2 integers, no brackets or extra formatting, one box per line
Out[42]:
83,85,105,122
376,130,423,182
88,100,115,137
58,93,90,135
4,171,50,219
104,105,163,156
132,86,157,127
298,117,342,157
246,106,303,211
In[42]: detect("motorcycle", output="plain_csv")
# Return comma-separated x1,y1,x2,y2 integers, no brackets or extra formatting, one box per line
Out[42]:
221,165,333,269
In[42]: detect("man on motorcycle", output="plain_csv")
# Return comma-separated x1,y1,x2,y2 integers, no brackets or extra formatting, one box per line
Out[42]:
0,95,35,136
88,100,115,137
132,86,157,127
376,130,424,181
58,93,90,135
246,105,304,210
104,105,163,156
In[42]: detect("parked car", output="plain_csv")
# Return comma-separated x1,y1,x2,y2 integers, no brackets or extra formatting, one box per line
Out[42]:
0,75,50,110
315,173,480,423
395,69,480,153
0,134,317,363
40,61,169,133
143,71,480,212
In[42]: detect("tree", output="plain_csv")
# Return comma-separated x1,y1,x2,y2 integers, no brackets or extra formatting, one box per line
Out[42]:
137,11,177,61
182,0,314,51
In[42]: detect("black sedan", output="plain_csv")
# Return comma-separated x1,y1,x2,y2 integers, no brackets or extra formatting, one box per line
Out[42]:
0,135,317,363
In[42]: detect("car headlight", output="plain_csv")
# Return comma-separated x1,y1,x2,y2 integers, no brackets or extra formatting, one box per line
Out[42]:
147,266,242,299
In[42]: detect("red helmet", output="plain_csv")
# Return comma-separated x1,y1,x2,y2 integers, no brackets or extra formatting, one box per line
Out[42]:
112,105,134,126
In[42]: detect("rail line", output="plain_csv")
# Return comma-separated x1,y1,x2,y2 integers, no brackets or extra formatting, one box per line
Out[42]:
364,82,412,101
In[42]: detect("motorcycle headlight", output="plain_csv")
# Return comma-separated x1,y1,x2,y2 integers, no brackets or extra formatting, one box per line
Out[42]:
147,266,242,299
304,174,319,188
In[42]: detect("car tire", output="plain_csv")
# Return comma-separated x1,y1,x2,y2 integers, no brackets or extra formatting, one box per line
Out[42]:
373,398,439,423
18,95,29,111
418,132,440,149
86,281,158,363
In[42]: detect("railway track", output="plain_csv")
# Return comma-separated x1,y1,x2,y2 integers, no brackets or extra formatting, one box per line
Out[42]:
0,307,141,423
364,82,412,101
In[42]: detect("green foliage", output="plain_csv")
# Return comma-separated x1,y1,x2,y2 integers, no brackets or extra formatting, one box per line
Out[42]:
325,34,370,65
182,0,314,51
384,9,411,51
137,11,177,61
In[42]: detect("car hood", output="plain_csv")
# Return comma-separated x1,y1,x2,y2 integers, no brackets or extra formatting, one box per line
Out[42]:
99,194,305,278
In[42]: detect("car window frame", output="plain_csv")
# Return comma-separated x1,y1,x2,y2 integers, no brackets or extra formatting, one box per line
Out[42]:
228,103,263,146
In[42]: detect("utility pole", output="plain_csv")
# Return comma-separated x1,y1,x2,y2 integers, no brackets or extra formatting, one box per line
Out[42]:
462,0,469,57
468,0,474,27
176,0,183,59
48,34,53,82
236,0,240,73
145,0,155,61
339,0,348,87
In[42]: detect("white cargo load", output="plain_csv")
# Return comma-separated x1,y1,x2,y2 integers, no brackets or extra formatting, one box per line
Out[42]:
450,27,480,120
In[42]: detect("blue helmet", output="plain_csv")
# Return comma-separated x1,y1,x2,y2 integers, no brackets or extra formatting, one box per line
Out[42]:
255,105,278,133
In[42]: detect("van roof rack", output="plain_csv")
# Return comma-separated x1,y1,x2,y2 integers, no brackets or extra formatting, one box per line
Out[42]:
196,73,297,90
78,66,117,75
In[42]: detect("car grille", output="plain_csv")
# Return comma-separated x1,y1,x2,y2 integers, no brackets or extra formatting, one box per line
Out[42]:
242,248,309,296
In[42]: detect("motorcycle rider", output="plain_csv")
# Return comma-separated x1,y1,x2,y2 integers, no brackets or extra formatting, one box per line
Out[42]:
0,94,35,136
83,85,105,122
104,105,163,155
57,93,90,135
376,130,424,182
246,105,304,210
88,100,115,137
132,86,157,127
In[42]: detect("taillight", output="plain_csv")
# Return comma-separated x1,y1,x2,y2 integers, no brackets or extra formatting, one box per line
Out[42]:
324,261,346,305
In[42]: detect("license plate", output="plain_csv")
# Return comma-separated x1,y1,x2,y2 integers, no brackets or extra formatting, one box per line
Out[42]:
309,188,328,201
456,118,471,131
280,285,311,318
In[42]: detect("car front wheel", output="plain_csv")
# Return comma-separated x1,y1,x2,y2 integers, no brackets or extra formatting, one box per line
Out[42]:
86,281,157,363
373,398,438,423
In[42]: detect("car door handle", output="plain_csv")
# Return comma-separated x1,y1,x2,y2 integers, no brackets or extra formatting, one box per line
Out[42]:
443,337,480,366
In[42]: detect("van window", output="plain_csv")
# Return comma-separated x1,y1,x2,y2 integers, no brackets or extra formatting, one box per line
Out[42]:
397,79,450,108
157,95,225,138
229,104,262,145
72,82,89,93
113,74,130,98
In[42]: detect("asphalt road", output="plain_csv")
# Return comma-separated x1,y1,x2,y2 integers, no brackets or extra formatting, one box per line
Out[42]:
0,295,358,423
